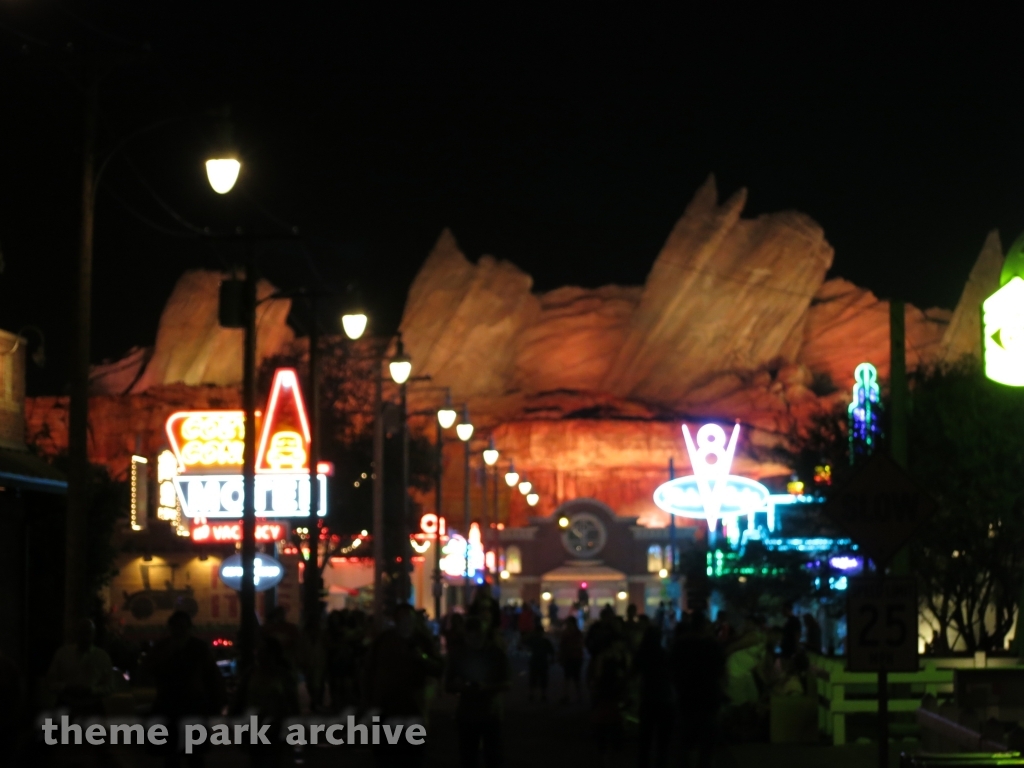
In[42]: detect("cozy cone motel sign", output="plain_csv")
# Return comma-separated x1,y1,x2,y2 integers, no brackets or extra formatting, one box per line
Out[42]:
167,368,327,520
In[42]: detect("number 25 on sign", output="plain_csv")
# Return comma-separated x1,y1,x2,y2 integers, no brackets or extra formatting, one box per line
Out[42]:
846,576,918,672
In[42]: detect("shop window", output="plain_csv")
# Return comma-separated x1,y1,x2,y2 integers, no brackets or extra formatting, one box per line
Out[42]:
506,546,522,574
647,545,663,573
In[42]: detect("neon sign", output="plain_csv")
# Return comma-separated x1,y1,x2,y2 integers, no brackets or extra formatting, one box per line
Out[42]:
130,455,148,531
256,369,311,472
166,411,245,471
164,369,326,520
848,363,881,462
219,553,284,592
174,474,327,518
191,522,287,543
652,423,772,537
439,522,484,577
983,277,1024,386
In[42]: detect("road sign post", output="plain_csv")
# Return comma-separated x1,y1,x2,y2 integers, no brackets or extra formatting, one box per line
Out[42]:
847,576,917,768
825,455,933,768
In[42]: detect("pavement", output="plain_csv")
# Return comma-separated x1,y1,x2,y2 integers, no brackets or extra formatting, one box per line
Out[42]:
35,657,912,768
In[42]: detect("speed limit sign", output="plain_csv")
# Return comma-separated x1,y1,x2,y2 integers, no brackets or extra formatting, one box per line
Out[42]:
847,577,918,672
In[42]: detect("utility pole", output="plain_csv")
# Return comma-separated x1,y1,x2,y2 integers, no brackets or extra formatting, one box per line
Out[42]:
433,419,443,619
65,77,98,641
371,368,385,630
889,300,908,470
400,379,410,603
463,437,471,606
304,297,321,631
238,267,258,668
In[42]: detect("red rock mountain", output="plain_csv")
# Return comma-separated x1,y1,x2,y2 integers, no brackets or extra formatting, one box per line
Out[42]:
27,177,1002,527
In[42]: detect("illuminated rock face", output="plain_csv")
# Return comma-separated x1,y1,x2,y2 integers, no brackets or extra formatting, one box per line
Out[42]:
89,270,295,395
27,181,1004,530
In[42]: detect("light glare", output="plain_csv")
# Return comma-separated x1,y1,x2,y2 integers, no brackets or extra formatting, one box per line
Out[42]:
341,313,368,340
205,158,240,194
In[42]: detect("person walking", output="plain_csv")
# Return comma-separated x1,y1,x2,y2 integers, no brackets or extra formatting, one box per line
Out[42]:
525,625,555,703
558,616,584,704
672,612,725,768
150,610,226,767
634,625,672,768
446,615,510,768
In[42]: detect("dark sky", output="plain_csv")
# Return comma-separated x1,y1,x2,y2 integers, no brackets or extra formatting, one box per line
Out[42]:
1,4,1022,395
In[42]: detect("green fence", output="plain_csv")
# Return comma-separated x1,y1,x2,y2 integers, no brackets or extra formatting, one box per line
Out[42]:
811,653,1022,746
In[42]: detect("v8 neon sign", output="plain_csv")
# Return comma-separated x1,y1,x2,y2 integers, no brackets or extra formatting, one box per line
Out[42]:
653,423,772,533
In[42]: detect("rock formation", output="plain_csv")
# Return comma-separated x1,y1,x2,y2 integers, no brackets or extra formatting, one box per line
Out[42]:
89,270,295,395
29,179,1006,527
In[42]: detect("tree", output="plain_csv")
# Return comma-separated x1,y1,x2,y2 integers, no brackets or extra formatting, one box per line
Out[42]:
906,360,1024,653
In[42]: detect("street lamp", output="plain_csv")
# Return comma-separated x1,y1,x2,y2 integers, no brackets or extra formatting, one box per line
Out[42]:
205,158,241,194
526,492,539,507
504,461,520,488
482,438,499,467
389,335,412,384
437,393,457,430
341,286,368,341
456,417,474,443
518,479,532,495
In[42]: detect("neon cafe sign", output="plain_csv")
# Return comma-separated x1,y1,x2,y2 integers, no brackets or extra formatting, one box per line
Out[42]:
652,423,814,545
168,368,327,520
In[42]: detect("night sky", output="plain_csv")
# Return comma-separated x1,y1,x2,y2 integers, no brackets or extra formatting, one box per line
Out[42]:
1,4,1021,395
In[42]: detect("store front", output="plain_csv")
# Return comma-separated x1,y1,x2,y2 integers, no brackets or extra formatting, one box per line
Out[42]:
496,497,695,617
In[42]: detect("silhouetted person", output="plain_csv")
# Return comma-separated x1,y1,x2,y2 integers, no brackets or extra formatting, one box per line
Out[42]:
150,610,226,767
365,603,441,768
635,625,671,768
239,636,299,768
803,613,822,654
780,601,801,659
559,616,584,703
46,618,114,716
525,625,554,702
446,615,509,768
672,613,725,768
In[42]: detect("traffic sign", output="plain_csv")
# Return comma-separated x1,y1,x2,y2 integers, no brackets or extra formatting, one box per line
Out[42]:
823,452,936,567
847,576,918,672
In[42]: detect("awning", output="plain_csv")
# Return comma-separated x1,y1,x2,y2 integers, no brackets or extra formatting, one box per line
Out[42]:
541,563,626,582
0,448,67,494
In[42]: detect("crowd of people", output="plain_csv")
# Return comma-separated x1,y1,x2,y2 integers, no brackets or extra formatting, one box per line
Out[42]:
34,589,824,766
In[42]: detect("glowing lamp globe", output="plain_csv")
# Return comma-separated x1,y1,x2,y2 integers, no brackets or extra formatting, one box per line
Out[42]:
504,461,519,487
482,438,499,466
557,516,569,528
518,480,532,495
500,569,510,580
437,407,457,429
658,568,668,578
541,591,552,601
526,492,539,507
616,591,628,600
341,313,368,340
389,358,412,385
205,158,241,194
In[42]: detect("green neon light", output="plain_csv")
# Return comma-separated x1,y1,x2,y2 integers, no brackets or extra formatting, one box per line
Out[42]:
983,276,1024,387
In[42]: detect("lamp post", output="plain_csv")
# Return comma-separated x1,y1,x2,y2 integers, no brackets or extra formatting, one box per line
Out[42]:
435,392,456,619
389,335,413,603
456,407,474,605
482,439,499,585
301,295,367,632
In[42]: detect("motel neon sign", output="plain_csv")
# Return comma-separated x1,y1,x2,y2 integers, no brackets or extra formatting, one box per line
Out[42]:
168,368,327,519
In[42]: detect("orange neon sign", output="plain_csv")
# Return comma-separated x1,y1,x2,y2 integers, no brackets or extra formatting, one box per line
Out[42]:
255,369,311,473
166,411,245,472
166,368,312,475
